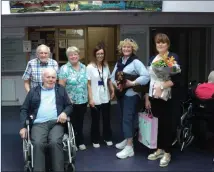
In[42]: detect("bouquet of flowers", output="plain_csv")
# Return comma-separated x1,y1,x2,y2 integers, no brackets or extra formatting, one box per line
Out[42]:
151,55,181,81
150,55,181,101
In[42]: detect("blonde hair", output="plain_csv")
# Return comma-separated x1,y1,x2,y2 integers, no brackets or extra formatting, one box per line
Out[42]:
117,38,139,55
66,46,80,57
208,71,214,83
36,44,51,57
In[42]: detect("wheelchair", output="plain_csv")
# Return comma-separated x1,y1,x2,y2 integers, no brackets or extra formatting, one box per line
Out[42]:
176,81,214,151
23,116,77,172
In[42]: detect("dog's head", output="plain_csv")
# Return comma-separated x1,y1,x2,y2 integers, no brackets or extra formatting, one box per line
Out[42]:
117,71,124,81
116,71,126,85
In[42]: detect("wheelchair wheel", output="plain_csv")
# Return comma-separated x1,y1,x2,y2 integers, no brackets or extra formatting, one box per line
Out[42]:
23,140,31,163
64,163,75,172
177,125,194,151
24,162,33,172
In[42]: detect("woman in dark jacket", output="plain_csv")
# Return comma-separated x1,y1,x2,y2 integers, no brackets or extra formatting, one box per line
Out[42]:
145,33,182,167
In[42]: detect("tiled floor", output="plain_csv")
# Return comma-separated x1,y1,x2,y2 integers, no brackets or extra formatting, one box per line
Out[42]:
1,106,213,171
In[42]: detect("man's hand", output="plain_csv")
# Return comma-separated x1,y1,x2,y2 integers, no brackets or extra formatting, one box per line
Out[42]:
57,112,67,123
19,128,27,139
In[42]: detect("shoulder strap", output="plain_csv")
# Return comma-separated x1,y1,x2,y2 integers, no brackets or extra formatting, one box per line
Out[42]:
116,54,138,72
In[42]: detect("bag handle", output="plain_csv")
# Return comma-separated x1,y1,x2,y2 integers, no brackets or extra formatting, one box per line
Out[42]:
145,108,153,118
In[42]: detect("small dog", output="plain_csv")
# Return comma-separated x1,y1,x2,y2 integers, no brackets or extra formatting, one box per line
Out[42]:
115,71,126,91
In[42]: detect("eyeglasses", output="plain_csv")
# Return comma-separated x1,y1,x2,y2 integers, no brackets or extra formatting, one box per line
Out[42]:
96,53,104,57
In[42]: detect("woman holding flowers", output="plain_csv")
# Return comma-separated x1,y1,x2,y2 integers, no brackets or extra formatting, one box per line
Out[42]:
145,33,182,167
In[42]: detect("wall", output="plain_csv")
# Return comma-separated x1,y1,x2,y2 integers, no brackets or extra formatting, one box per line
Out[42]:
2,12,214,27
163,1,214,12
120,25,149,65
2,76,27,106
2,27,27,106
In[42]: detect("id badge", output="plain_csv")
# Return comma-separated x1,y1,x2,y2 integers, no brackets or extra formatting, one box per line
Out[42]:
98,80,104,86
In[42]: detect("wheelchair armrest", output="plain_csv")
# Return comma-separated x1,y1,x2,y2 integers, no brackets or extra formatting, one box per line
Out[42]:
26,119,30,126
67,116,70,122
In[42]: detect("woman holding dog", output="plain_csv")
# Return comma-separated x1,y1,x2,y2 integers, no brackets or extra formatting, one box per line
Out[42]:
87,42,115,148
145,33,182,167
111,38,150,159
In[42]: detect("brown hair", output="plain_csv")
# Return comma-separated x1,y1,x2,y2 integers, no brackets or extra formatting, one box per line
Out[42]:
93,42,107,66
154,33,170,47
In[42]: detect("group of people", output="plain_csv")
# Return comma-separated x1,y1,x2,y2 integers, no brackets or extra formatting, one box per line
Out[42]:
20,32,213,171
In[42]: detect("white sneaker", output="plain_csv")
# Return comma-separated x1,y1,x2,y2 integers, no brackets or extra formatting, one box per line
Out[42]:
116,145,134,159
93,143,100,148
115,139,127,149
104,140,113,146
79,144,86,150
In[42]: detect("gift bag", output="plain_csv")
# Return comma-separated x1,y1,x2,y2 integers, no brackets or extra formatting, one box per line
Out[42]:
138,110,158,149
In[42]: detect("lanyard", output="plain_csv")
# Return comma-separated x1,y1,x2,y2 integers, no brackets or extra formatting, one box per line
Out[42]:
96,64,105,90
97,64,104,82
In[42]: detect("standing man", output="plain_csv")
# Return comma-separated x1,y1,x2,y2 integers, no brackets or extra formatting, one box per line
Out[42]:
22,44,59,92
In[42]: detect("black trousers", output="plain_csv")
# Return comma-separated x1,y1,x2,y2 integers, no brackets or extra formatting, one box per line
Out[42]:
150,98,177,153
31,120,64,172
71,103,87,146
90,102,112,143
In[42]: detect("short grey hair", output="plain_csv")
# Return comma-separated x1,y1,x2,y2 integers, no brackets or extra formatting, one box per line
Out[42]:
66,46,80,57
42,68,57,79
208,71,214,83
36,44,51,55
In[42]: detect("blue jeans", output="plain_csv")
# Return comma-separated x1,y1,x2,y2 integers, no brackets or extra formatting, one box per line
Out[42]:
118,95,140,139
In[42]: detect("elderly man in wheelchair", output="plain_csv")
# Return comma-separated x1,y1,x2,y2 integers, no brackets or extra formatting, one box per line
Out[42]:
19,68,76,172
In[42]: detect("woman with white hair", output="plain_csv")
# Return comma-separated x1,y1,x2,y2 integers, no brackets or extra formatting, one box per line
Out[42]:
195,71,214,99
22,44,59,92
58,46,88,151
111,38,150,159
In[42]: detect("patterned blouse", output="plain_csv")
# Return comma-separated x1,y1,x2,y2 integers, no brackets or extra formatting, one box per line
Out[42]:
59,62,88,104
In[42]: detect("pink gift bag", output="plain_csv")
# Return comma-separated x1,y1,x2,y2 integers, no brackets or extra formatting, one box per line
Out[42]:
138,110,158,149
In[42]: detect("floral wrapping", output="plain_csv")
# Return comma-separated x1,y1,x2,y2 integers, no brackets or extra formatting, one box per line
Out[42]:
149,55,181,101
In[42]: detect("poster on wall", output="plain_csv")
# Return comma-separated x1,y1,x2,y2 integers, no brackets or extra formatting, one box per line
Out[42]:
23,40,32,52
2,38,27,71
9,1,162,13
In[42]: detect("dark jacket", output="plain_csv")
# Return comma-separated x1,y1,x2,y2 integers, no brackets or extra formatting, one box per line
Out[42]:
20,84,73,128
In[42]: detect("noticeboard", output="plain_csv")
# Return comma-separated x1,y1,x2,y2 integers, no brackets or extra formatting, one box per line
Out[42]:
2,38,27,72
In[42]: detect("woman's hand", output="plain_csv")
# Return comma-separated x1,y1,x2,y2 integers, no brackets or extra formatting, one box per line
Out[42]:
110,91,115,100
124,80,135,88
145,99,151,109
153,86,163,98
89,99,95,108
115,81,123,91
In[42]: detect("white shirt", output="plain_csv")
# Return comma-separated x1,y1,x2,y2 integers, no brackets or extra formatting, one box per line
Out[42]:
87,63,110,105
